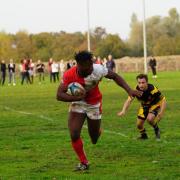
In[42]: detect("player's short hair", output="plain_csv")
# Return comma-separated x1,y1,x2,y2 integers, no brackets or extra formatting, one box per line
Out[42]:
136,74,148,82
74,51,93,65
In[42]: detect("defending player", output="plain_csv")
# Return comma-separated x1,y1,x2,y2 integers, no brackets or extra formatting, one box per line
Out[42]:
56,51,142,171
117,74,166,140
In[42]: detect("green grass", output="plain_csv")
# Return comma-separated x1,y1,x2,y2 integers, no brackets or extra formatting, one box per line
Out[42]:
0,72,179,179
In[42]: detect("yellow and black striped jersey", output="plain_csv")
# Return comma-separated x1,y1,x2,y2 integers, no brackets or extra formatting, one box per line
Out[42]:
136,84,164,107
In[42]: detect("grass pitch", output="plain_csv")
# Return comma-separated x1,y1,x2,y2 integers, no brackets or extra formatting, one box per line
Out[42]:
0,72,179,179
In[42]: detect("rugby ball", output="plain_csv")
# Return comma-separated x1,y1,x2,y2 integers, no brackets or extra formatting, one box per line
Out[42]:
67,82,85,96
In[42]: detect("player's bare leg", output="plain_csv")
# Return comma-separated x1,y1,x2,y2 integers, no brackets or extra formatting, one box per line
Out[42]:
147,113,160,139
68,112,86,141
87,118,101,144
136,118,148,139
68,112,89,170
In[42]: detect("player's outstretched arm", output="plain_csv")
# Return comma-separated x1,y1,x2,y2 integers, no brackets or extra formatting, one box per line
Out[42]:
56,83,85,102
105,70,142,98
117,96,134,117
157,97,167,121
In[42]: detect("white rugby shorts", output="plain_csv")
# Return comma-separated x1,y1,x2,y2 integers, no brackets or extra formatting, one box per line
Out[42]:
69,101,102,120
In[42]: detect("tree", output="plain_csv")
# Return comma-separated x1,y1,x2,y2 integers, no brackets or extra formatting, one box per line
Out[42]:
128,8,180,56
15,31,32,60
92,27,107,40
52,32,86,60
161,8,180,37
130,13,138,28
128,13,145,56
0,31,18,61
95,34,126,58
169,8,179,23
174,36,180,54
153,35,176,55
32,32,54,60
146,16,162,54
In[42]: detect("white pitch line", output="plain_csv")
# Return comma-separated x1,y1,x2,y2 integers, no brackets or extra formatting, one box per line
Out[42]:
4,106,128,138
2,106,179,144
5,106,33,115
14,110,33,115
103,129,128,137
38,115,54,121
4,106,53,121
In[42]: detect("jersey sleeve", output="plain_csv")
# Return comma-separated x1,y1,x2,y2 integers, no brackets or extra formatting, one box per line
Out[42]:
62,72,71,87
98,64,108,77
150,86,164,100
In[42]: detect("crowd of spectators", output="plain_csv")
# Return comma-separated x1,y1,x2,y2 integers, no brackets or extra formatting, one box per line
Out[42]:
0,55,115,86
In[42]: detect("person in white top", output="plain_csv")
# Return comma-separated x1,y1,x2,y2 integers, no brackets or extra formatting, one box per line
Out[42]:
51,60,59,82
102,57,107,67
8,59,16,86
59,59,65,78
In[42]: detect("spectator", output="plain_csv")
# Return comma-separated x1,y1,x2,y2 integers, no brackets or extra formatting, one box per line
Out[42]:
48,58,53,82
36,60,45,84
51,60,59,82
0,60,6,86
19,59,24,82
59,60,65,78
8,59,16,86
72,60,76,66
29,59,35,84
21,59,31,85
106,54,115,72
67,60,73,70
102,57,107,67
149,56,157,78
95,56,102,64
92,56,97,63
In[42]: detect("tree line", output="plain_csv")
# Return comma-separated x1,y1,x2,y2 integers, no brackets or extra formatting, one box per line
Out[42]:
0,8,179,62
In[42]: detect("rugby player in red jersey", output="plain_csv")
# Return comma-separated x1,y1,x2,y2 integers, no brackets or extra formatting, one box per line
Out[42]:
57,51,142,171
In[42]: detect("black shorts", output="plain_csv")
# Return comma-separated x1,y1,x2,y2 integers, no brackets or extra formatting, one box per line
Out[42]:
137,104,160,120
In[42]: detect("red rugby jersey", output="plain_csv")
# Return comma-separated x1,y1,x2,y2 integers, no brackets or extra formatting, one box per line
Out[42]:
62,64,108,105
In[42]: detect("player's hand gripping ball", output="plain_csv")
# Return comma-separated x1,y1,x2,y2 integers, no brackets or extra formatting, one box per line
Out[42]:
67,82,85,96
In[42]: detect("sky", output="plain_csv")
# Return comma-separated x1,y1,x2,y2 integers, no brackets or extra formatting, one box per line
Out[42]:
0,0,179,39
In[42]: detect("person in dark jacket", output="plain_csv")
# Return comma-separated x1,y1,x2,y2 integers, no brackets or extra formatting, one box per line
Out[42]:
106,54,115,72
149,56,157,78
36,59,45,84
0,60,6,85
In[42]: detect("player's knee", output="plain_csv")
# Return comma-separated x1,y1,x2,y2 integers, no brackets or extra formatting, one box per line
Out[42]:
90,134,99,144
137,118,145,129
137,121,143,129
71,130,80,141
92,141,97,144
91,138,98,144
136,121,142,129
137,124,143,130
147,118,153,125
